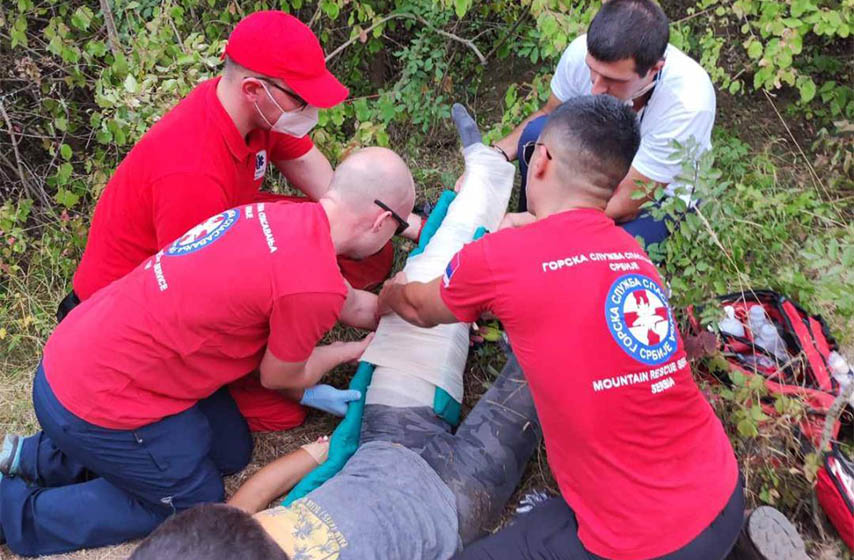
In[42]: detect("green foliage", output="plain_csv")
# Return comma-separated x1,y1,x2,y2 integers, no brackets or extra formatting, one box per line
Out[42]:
644,131,854,344
678,0,853,119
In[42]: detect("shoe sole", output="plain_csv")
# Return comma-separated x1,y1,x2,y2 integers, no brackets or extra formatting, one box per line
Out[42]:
745,506,810,560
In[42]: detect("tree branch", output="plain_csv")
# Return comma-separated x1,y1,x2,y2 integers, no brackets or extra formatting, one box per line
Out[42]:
326,13,485,65
99,0,122,56
0,97,35,200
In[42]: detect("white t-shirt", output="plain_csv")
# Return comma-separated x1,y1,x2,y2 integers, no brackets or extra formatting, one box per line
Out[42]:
551,34,716,201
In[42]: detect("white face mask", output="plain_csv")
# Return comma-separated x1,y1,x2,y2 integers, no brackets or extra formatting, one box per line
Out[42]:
255,82,319,137
624,71,660,106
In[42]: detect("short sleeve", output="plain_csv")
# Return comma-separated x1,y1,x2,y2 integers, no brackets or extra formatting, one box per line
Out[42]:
152,173,230,249
550,35,589,102
439,239,497,323
632,108,715,184
267,292,345,362
269,132,314,162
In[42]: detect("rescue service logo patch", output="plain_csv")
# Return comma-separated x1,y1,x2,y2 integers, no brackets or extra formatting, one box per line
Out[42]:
604,273,677,365
254,149,267,180
443,252,461,287
166,209,239,256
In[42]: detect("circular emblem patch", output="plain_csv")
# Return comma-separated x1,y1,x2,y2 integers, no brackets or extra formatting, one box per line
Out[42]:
604,273,677,365
166,209,239,256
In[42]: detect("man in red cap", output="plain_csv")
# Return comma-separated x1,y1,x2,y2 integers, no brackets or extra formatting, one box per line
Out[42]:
59,11,417,434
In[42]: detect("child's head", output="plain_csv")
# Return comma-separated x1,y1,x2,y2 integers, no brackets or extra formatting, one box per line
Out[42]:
129,504,288,560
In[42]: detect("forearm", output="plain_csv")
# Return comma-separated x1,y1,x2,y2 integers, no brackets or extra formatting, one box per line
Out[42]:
401,212,423,241
499,211,537,230
493,111,547,161
605,190,645,223
383,282,439,328
275,148,334,201
228,449,319,513
301,343,358,386
341,287,379,330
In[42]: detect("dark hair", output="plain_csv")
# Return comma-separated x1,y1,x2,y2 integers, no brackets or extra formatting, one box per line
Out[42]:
541,95,640,189
587,0,670,76
129,504,289,560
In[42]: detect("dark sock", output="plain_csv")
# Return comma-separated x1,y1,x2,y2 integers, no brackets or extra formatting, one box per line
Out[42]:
452,103,482,148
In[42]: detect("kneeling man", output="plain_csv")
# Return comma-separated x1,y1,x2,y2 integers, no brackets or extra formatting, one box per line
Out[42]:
380,96,743,560
0,148,415,556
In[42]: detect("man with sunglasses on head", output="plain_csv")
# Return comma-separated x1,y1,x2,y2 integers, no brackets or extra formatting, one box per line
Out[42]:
488,0,714,248
0,147,415,556
58,11,414,436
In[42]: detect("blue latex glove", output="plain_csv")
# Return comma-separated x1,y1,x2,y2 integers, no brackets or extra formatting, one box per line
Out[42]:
300,385,362,417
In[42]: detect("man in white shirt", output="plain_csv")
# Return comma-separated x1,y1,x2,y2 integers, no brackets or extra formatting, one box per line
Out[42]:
493,0,715,247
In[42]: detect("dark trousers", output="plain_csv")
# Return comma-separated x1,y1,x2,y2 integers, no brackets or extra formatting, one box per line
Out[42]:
517,116,671,248
361,352,543,544
55,290,80,323
455,476,745,560
0,363,252,556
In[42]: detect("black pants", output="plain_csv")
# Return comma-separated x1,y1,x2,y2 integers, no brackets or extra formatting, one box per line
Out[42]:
456,477,745,560
360,352,543,545
56,290,80,323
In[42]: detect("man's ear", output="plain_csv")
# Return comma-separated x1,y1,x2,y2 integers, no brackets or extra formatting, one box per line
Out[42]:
531,145,549,179
370,211,390,233
241,78,263,103
649,59,665,77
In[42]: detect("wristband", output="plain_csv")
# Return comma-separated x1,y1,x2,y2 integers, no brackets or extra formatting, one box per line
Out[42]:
491,144,511,162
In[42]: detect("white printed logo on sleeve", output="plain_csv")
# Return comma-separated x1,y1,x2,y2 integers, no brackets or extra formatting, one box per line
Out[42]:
254,150,267,180
166,209,239,256
605,273,677,366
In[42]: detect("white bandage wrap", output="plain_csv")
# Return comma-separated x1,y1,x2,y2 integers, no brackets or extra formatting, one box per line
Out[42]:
363,144,515,407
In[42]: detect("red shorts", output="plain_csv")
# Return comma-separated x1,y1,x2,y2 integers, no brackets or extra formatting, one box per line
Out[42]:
232,192,394,432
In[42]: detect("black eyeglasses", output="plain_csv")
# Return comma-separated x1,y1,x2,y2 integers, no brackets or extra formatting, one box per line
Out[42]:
374,199,409,236
253,76,308,110
522,141,552,166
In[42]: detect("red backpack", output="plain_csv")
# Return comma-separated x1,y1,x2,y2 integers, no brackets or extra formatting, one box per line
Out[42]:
688,289,842,447
687,290,853,550
816,443,854,550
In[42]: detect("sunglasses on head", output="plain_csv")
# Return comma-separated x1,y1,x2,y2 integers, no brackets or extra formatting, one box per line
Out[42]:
522,141,552,166
374,199,409,237
253,76,309,111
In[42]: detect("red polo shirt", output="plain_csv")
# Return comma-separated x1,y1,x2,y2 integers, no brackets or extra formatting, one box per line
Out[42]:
440,209,738,560
72,77,313,301
46,202,346,429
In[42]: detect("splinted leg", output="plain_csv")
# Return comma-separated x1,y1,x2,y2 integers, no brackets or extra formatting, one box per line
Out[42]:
421,352,541,545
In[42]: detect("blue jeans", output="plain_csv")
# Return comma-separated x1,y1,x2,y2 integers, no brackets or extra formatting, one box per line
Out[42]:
517,116,671,248
0,363,252,556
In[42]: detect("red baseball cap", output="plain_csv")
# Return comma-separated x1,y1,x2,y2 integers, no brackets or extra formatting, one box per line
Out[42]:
223,11,348,108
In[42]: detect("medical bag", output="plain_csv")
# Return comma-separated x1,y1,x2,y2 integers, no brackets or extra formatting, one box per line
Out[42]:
816,443,854,550
688,289,843,448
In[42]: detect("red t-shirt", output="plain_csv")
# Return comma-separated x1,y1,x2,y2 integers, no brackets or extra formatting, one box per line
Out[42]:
72,77,314,300
440,209,738,560
46,202,346,430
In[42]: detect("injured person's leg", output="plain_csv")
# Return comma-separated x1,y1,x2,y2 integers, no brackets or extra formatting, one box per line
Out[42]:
358,105,541,543
421,351,540,545
358,350,541,545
